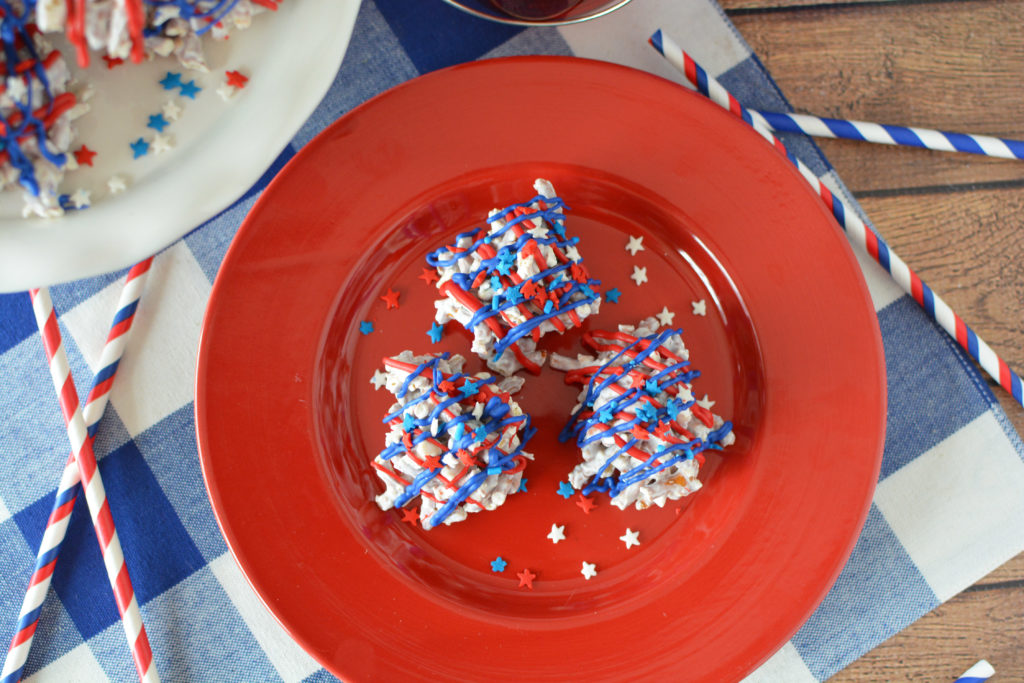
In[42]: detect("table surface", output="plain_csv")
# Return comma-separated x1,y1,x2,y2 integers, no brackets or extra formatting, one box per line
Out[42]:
716,0,1024,679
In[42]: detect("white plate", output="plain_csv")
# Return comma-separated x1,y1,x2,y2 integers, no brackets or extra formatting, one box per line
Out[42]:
0,0,360,292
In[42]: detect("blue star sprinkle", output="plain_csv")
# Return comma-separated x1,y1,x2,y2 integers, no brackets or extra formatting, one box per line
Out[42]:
402,413,415,431
605,287,621,303
489,275,503,293
637,402,658,423
598,408,613,423
178,79,201,99
159,72,182,90
505,286,522,305
497,249,516,274
645,379,660,394
427,322,444,343
557,481,575,499
518,478,528,493
474,425,488,442
130,138,149,159
667,399,681,420
490,557,507,572
147,113,169,132
359,321,373,335
460,380,479,398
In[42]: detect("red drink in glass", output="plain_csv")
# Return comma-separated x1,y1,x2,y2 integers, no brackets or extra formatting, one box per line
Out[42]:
490,0,582,20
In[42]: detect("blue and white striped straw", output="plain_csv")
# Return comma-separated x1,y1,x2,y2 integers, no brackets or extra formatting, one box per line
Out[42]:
756,110,1024,160
955,659,995,682
647,29,1024,409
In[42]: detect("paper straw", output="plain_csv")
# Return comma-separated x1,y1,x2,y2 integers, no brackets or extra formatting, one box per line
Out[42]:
648,30,1024,409
1,259,153,683
753,110,1024,160
955,659,995,682
22,287,158,683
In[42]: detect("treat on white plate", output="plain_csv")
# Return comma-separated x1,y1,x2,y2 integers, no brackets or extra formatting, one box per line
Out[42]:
426,178,602,376
371,351,534,529
552,317,735,510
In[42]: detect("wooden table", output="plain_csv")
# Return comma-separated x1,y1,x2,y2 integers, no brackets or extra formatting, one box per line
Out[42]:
715,0,1024,679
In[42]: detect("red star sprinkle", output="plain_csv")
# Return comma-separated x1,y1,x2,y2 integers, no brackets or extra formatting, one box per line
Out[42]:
438,380,456,393
401,508,419,525
225,70,249,88
575,493,597,514
380,287,400,309
517,568,536,590
457,450,478,467
102,56,124,69
74,145,97,167
422,454,442,470
418,268,439,286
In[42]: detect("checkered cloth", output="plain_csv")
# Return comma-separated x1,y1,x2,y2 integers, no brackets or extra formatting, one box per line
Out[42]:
1,1,1022,681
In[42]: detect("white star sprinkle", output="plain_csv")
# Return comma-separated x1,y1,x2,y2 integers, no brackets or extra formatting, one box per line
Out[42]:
70,188,91,209
162,99,182,121
691,299,707,316
655,306,675,326
630,265,648,286
581,561,597,580
625,235,645,256
547,523,565,544
151,133,173,154
619,528,641,549
697,394,716,409
107,175,126,195
216,83,236,101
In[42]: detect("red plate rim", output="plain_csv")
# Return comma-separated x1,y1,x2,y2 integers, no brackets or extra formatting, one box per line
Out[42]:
195,56,886,682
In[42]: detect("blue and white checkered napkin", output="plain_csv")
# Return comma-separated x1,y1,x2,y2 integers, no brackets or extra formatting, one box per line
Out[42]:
1,1,1022,680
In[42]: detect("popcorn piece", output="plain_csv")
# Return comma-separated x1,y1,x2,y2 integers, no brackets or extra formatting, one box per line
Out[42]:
371,351,534,529
426,179,602,375
552,317,735,511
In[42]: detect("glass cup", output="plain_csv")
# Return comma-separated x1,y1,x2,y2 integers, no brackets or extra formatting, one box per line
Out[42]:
441,0,632,25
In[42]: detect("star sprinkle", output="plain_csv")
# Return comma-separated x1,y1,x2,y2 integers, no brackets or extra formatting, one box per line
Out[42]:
162,100,182,121
605,287,621,304
422,454,442,470
179,80,201,99
370,370,387,390
619,528,641,549
359,321,374,335
490,557,507,573
130,138,149,159
630,265,648,286
518,478,528,493
107,176,126,195
575,493,597,514
692,299,707,316
401,507,419,525
547,524,565,544
73,145,96,166
70,188,90,209
216,83,236,102
556,481,574,499
460,379,480,398
625,235,645,256
427,322,444,343
656,306,675,326
151,134,173,155
102,55,123,69
147,113,169,132
581,561,597,580
225,69,249,89
516,568,536,590
697,394,716,409
380,287,400,309
418,267,439,285
159,72,182,90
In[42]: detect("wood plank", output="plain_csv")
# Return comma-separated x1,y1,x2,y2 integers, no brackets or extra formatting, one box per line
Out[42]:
831,584,1024,681
727,1,1024,192
720,0,975,11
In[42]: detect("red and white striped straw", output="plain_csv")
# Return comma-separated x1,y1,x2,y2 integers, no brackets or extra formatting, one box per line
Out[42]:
648,30,1024,408
954,659,994,682
2,259,153,683
24,287,158,683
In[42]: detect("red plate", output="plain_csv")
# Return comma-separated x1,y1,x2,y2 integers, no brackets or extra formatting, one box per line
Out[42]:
195,57,885,682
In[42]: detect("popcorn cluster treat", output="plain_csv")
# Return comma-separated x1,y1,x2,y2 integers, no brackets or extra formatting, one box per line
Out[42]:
371,351,535,529
427,178,602,376
552,317,735,510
